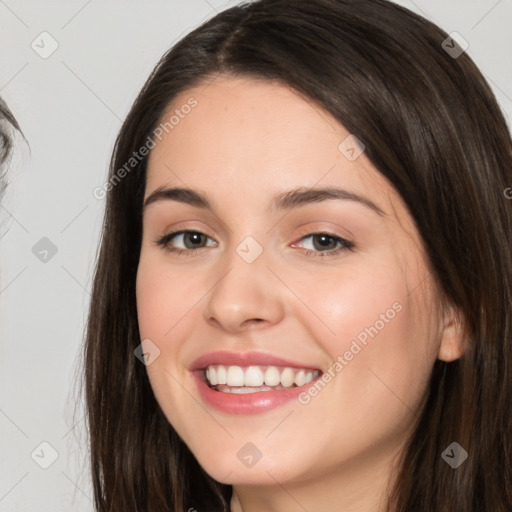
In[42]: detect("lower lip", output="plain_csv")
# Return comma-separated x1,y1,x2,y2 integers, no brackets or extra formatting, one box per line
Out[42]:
193,371,321,414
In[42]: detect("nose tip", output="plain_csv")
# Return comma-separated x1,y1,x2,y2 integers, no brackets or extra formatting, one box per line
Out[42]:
206,312,268,333
202,261,285,334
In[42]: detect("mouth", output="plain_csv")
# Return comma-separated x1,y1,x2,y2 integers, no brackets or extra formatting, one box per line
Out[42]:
190,351,323,413
202,364,322,394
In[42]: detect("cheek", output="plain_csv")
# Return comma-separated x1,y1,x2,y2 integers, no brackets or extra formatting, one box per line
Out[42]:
135,257,190,393
294,260,436,415
293,261,409,347
135,256,203,428
136,254,203,340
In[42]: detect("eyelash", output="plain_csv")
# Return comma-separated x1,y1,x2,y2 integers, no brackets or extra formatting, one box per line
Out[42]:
155,230,355,258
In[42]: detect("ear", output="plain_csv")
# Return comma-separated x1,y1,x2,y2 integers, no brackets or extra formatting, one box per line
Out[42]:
437,301,466,362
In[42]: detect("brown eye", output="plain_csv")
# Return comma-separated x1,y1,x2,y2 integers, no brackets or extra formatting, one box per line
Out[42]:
181,232,207,248
301,233,354,252
156,230,216,252
311,234,339,251
292,232,355,258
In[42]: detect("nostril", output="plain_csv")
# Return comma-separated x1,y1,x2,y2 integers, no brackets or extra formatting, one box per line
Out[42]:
245,318,265,326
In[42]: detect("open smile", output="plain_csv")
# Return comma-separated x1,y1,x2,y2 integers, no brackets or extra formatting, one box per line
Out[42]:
190,351,323,414
204,364,321,393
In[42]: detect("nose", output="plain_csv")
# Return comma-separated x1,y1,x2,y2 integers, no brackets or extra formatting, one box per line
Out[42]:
202,247,286,334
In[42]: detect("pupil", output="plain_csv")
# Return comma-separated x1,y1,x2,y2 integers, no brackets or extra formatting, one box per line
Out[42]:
186,232,203,248
314,234,335,250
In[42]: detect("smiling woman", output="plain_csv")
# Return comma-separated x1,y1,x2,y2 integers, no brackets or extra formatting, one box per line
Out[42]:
82,1,512,511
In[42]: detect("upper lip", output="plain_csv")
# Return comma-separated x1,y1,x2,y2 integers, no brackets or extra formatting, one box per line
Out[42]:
189,351,322,372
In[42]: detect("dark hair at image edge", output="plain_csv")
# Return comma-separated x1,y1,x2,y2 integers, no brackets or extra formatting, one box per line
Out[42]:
0,96,23,202
80,0,512,510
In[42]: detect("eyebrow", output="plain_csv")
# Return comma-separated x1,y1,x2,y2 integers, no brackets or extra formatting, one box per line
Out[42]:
143,185,385,216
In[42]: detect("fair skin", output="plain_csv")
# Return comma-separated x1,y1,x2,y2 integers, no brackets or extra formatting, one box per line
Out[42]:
136,74,464,512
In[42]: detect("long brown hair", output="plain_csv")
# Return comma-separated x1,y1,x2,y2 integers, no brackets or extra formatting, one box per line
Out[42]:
82,0,512,510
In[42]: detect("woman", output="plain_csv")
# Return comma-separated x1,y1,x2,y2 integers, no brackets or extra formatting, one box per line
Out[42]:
83,0,512,510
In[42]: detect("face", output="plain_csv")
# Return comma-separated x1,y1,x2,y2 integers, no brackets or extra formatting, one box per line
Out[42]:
135,75,459,489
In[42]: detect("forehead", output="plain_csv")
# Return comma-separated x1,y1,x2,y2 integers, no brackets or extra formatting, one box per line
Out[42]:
145,75,404,222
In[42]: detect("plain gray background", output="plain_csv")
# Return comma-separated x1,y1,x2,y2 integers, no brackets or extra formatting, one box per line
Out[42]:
1,1,511,510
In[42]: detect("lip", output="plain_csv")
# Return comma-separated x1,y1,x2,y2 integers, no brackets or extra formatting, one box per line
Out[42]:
190,351,322,415
189,350,321,371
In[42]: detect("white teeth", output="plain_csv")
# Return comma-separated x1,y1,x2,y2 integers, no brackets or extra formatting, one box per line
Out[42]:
294,370,306,386
204,364,320,389
223,385,275,394
244,366,264,387
216,365,227,385
226,365,245,387
280,367,295,388
264,366,281,386
206,367,217,385
230,386,265,394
